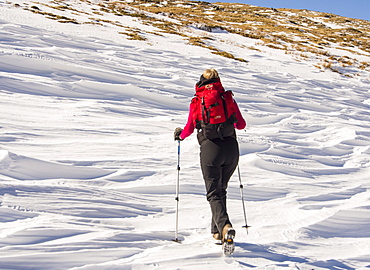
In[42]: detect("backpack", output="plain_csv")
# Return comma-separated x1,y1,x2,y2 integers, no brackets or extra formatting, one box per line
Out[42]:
191,83,237,142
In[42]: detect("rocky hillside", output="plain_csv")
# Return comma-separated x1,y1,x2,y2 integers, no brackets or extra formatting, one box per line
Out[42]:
5,0,370,77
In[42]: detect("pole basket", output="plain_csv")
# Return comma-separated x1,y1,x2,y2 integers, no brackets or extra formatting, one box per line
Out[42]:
172,238,182,243
243,224,251,234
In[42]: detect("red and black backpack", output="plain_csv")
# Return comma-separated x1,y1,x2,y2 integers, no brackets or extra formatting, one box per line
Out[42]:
191,81,237,142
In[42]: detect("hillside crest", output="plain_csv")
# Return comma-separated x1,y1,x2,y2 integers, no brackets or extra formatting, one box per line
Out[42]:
4,0,370,77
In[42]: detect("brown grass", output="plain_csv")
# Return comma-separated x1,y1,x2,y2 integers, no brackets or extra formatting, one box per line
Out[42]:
19,0,370,74
119,31,147,41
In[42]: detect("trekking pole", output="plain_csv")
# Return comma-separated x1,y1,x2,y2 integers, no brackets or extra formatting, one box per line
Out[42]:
173,140,181,243
237,165,251,234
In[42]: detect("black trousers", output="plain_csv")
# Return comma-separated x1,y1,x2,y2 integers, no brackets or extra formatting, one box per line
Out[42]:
200,137,239,234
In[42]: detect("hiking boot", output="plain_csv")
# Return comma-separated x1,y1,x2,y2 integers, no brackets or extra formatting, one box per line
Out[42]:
213,233,221,241
222,224,235,255
222,224,235,241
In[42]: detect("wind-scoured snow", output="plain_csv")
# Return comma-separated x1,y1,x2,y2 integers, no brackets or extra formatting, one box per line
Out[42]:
1,0,370,269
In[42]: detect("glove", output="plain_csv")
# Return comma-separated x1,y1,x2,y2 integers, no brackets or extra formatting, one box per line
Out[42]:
174,127,183,141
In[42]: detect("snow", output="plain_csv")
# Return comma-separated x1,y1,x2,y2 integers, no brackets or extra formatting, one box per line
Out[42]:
1,0,370,269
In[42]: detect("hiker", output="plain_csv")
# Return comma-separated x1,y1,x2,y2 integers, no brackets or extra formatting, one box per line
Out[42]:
174,68,246,253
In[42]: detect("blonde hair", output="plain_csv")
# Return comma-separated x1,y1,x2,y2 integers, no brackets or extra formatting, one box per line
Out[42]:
202,68,219,79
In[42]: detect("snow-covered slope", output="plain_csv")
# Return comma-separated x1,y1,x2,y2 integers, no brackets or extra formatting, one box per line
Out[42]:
1,0,370,269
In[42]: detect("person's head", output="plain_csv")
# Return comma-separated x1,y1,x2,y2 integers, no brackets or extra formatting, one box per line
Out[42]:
202,68,219,79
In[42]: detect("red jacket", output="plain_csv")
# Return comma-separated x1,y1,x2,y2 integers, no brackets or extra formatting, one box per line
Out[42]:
180,81,246,140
